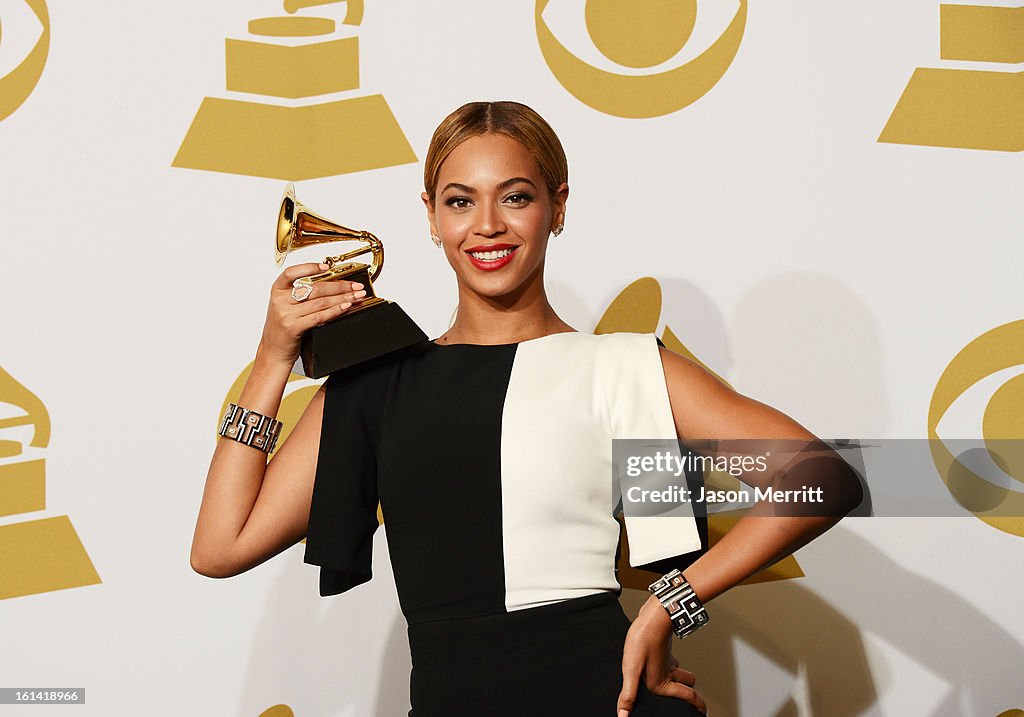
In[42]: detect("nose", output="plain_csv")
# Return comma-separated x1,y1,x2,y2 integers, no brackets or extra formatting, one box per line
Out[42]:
475,200,507,238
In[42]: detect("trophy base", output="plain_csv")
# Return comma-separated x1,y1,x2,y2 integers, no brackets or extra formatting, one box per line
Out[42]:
296,300,427,379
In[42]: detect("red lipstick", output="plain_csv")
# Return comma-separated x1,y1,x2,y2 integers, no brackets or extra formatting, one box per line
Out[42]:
465,243,520,271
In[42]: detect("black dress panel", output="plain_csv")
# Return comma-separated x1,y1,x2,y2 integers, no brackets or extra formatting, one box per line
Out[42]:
377,342,517,622
303,332,708,716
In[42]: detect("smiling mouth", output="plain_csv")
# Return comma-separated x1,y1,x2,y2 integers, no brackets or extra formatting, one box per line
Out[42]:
465,244,520,271
467,246,519,261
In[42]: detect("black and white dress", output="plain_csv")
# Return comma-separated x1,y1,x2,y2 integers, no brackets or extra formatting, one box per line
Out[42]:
304,331,707,716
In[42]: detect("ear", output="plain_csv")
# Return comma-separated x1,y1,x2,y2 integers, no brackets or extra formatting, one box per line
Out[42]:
421,191,439,237
551,182,569,230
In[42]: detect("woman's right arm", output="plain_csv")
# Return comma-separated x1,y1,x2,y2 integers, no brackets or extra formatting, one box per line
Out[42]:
189,262,366,578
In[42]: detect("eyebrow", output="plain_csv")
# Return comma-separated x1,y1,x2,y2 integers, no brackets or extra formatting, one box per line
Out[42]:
440,177,538,195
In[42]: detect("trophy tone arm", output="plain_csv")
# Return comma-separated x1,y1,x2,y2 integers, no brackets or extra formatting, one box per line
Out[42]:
293,233,384,290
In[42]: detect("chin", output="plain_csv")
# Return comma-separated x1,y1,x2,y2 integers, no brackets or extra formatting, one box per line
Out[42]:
462,275,530,301
458,263,544,301
452,250,544,301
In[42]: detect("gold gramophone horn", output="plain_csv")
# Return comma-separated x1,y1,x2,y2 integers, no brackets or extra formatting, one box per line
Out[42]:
276,182,384,282
270,182,427,378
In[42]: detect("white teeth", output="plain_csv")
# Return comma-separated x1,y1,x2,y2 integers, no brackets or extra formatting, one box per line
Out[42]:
469,247,515,260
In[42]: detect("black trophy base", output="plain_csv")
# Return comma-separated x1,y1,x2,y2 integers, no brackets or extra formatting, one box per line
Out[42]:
297,300,427,379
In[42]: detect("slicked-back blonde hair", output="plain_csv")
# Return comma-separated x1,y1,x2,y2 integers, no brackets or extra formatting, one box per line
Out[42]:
423,101,568,203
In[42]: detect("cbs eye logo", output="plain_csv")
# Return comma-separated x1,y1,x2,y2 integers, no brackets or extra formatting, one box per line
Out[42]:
535,0,747,118
0,0,50,122
929,320,1024,538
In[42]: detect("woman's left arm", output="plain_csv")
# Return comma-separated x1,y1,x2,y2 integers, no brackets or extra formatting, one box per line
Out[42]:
617,347,864,715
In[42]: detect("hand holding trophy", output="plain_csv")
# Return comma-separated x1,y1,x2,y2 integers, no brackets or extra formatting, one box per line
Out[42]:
276,182,427,378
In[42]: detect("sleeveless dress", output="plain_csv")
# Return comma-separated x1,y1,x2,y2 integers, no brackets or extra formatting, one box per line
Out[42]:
303,331,708,716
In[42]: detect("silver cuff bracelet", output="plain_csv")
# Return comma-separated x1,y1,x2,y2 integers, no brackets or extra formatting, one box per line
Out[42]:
648,568,710,639
217,403,283,454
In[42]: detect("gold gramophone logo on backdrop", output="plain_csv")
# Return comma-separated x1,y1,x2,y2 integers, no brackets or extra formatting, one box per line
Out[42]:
0,0,50,122
879,3,1023,152
535,0,747,118
929,320,1024,538
596,277,804,588
173,0,416,180
0,367,100,600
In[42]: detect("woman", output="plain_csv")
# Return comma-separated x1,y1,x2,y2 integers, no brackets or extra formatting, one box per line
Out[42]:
191,101,863,716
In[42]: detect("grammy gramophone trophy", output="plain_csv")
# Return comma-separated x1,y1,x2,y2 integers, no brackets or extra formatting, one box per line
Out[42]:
276,182,427,378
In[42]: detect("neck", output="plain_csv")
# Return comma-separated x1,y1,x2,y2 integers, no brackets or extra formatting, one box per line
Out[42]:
441,268,575,345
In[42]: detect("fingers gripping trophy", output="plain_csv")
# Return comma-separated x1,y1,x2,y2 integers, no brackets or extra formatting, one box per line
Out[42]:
275,183,427,378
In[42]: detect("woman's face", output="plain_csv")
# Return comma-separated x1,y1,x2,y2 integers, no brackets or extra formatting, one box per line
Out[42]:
422,133,568,301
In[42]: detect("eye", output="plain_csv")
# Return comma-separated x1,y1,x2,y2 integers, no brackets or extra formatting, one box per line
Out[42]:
444,196,472,210
934,364,1024,491
536,0,746,117
539,0,740,74
0,0,47,78
504,192,533,205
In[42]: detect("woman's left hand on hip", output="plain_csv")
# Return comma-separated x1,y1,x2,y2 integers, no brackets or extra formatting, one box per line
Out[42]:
617,595,707,716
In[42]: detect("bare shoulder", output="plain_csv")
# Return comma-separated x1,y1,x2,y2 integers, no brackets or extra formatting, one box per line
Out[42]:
657,345,815,442
657,345,734,399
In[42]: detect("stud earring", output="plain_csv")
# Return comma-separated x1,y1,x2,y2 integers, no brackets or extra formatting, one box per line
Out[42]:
431,233,441,247
552,224,564,237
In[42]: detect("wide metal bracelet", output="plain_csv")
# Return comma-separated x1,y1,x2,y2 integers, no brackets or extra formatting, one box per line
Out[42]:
648,568,710,639
217,403,283,454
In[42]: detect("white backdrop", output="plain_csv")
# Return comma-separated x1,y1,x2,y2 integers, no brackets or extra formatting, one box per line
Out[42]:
2,1,1022,715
